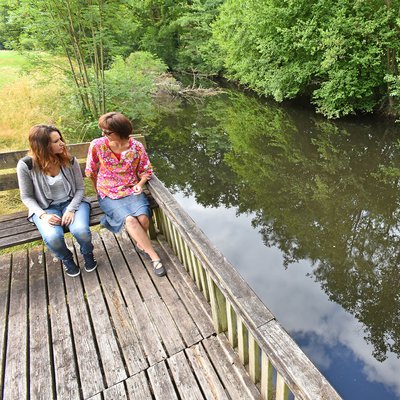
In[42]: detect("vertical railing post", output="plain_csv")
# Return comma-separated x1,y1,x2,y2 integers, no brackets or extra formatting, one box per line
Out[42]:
261,352,274,400
207,274,227,333
276,373,289,400
226,302,238,348
149,217,157,239
238,318,249,365
249,335,261,384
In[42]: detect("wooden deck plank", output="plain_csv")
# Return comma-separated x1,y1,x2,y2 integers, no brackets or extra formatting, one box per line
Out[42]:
167,350,204,400
147,361,179,400
63,248,105,399
28,249,53,399
0,204,102,234
3,251,28,400
116,232,186,356
104,381,127,400
142,242,203,347
125,372,153,399
0,254,11,396
87,394,102,400
186,343,230,400
90,232,148,376
203,334,262,400
46,251,80,400
0,210,27,223
157,237,215,338
0,200,102,249
99,229,167,366
0,231,275,400
74,239,128,388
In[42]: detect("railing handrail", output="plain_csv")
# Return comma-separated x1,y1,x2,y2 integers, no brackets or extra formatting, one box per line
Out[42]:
148,175,342,400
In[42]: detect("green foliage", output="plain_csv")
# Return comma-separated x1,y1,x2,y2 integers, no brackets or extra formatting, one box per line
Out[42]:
0,0,23,49
129,0,187,67
311,1,390,117
213,0,400,118
3,0,400,119
213,0,317,99
122,0,223,74
174,0,224,74
105,51,167,124
0,0,145,118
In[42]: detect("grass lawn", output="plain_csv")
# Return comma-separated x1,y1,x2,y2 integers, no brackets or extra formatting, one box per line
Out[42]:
0,50,28,88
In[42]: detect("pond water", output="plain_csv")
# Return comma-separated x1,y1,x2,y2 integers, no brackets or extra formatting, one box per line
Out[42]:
146,89,400,400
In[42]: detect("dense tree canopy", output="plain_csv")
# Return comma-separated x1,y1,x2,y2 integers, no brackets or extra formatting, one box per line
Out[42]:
213,0,400,118
1,0,400,118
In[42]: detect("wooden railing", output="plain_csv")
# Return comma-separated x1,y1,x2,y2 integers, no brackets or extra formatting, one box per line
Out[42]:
148,176,342,400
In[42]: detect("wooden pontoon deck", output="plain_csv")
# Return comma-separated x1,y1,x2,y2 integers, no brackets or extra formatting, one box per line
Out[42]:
0,230,262,399
0,142,342,400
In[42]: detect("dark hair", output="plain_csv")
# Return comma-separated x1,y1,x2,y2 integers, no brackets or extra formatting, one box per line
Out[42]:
98,112,133,139
28,124,70,173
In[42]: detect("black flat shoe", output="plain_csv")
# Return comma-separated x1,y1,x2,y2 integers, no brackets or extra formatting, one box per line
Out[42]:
151,260,166,277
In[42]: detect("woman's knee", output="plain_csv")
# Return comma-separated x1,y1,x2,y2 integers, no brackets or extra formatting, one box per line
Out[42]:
44,231,66,250
70,223,91,240
137,214,149,229
137,214,149,224
125,215,140,229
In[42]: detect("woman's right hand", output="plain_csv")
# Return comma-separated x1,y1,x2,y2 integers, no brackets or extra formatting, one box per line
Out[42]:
133,183,143,195
41,213,62,225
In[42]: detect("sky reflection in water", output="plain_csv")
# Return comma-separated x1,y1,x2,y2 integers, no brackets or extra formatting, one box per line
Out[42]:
173,193,400,399
147,89,400,399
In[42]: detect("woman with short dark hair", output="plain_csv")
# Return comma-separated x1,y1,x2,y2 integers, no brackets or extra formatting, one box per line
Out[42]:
17,124,97,277
85,112,166,277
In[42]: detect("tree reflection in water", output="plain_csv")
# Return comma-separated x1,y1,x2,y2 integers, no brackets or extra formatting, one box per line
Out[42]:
147,90,400,363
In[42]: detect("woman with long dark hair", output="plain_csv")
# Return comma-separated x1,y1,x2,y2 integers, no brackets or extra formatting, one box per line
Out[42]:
17,124,97,277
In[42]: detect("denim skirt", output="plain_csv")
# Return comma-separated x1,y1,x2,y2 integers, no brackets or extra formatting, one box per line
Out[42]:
98,193,151,233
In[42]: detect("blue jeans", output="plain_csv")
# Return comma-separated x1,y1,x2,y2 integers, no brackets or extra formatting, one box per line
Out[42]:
32,200,93,262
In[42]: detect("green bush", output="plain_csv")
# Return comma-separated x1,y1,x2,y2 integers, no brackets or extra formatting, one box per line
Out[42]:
212,0,400,118
105,51,168,124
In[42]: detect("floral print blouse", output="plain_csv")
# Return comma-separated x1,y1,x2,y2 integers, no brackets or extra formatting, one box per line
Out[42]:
85,137,153,199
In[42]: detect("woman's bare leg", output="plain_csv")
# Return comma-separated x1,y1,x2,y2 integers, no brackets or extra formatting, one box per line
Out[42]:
125,215,159,261
137,214,149,232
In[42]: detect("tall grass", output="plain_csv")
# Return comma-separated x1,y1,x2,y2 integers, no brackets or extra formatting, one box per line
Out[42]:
0,51,68,150
0,76,64,150
0,51,93,151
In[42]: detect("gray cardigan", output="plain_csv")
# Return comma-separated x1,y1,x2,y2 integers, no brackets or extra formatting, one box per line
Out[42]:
16,156,90,220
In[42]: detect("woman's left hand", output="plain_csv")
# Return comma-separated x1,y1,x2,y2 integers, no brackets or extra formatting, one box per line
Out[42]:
133,184,143,195
62,211,75,226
